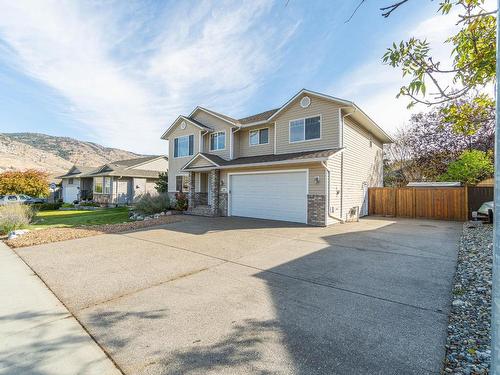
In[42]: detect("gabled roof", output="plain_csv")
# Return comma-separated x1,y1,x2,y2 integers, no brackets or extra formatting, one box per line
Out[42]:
161,88,393,143
58,165,98,179
238,108,279,125
181,153,224,170
161,115,212,139
195,107,238,125
59,156,167,179
182,148,341,171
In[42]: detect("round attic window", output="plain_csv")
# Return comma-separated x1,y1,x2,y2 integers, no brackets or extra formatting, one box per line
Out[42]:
180,121,187,129
300,96,311,108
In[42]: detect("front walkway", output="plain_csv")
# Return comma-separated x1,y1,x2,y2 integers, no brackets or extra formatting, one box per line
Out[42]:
0,242,121,375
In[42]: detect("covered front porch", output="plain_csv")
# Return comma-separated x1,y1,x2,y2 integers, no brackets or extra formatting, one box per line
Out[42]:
187,169,224,217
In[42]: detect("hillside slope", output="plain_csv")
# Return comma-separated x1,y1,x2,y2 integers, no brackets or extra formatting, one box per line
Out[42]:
0,133,144,179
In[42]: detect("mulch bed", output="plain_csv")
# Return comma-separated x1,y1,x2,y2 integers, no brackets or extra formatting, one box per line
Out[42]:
443,222,492,374
5,215,185,248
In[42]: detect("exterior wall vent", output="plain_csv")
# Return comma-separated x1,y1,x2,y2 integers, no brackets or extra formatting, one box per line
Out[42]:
300,96,311,108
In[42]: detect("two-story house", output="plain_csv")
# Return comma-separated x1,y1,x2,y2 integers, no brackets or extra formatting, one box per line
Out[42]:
161,89,392,226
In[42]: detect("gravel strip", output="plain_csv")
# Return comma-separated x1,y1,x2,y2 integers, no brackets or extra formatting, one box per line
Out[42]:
443,222,492,374
5,215,185,248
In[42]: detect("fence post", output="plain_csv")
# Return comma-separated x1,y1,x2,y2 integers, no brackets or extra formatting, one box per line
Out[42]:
464,185,469,221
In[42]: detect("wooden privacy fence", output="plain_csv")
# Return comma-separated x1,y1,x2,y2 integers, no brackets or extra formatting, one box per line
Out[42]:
368,187,468,221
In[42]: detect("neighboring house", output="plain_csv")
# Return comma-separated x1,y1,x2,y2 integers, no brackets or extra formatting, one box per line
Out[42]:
59,156,168,205
161,89,392,226
59,166,95,203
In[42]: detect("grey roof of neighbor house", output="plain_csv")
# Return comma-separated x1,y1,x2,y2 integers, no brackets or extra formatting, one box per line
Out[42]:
59,156,167,179
407,181,462,187
183,148,342,170
57,166,98,178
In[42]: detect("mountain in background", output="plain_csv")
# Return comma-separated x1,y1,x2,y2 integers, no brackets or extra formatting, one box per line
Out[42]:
0,133,147,180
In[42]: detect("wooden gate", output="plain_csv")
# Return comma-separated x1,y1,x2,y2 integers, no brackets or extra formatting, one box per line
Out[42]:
368,187,467,221
467,186,494,219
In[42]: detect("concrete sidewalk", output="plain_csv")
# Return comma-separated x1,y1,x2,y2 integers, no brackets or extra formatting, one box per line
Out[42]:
0,241,121,375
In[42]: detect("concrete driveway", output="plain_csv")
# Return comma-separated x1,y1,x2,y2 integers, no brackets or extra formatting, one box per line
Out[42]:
16,216,461,375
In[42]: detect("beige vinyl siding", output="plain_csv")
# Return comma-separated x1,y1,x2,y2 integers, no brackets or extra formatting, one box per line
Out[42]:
130,157,168,171
326,153,342,225
341,117,383,221
193,110,233,160
189,157,216,168
167,123,200,193
219,163,326,196
237,124,274,157
274,94,341,154
231,130,239,159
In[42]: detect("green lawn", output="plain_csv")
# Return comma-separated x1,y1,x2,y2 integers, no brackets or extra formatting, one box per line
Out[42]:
29,207,131,229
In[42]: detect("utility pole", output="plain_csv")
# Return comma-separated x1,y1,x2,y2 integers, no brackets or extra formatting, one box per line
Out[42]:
492,1,500,373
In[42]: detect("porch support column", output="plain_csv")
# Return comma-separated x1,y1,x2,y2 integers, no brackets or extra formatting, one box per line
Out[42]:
208,169,220,216
188,172,195,210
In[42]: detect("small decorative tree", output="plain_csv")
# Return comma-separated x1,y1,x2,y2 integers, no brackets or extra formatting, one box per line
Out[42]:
174,192,188,211
439,150,494,185
155,172,168,193
0,169,50,197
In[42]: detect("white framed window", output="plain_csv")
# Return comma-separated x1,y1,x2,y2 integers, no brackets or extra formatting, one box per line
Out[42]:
289,115,321,143
68,178,74,185
176,175,189,192
249,128,269,146
103,177,112,194
174,135,194,158
210,131,226,151
94,178,103,194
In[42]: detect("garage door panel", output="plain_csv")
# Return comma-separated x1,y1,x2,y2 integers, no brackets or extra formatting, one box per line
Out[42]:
229,171,308,224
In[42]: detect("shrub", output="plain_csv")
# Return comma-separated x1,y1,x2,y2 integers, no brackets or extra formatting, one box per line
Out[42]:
0,169,50,197
439,150,494,185
134,193,170,215
155,172,168,193
175,192,188,211
32,202,62,211
78,202,100,207
0,204,34,234
61,203,74,208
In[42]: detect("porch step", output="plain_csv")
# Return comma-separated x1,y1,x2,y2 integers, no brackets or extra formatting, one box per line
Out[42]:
186,205,216,217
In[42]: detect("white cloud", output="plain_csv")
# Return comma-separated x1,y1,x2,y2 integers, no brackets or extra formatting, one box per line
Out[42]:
0,0,298,153
331,2,495,136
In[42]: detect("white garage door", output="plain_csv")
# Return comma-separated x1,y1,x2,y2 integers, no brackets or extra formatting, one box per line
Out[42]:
229,171,308,224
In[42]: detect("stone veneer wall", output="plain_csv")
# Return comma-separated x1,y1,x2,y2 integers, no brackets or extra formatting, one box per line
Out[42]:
94,194,113,206
307,195,326,226
219,193,228,216
193,192,208,206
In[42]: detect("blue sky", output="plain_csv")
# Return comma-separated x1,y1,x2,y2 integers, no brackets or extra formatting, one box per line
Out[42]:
0,1,457,154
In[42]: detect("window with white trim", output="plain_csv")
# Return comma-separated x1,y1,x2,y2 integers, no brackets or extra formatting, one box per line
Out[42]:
289,116,321,142
249,128,269,146
68,178,74,184
210,131,225,151
176,175,189,192
174,135,194,158
94,178,103,194
103,177,112,194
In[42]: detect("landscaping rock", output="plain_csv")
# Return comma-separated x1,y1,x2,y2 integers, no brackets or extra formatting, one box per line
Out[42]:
5,215,185,248
443,223,492,374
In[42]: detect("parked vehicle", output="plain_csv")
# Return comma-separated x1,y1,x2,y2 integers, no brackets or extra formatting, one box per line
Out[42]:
24,196,47,204
0,194,47,205
0,195,23,205
477,201,494,223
